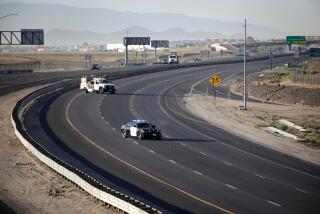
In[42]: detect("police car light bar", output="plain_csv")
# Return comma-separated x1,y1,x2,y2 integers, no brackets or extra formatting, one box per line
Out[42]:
133,119,148,123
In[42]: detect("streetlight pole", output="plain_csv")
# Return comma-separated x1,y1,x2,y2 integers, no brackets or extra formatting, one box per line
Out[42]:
243,18,247,110
0,13,18,21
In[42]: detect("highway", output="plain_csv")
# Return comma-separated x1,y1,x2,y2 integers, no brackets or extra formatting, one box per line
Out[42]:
23,55,320,214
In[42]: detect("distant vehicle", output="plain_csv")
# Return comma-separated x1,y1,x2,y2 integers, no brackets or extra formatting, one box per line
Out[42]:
168,52,179,64
121,120,161,140
237,52,250,57
80,75,116,94
90,64,101,70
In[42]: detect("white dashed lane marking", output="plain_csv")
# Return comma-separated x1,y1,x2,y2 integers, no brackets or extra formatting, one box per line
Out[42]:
179,142,186,147
149,150,156,154
223,161,232,166
267,201,281,207
255,174,265,179
226,184,237,190
169,159,176,164
199,151,207,156
193,170,203,176
133,141,139,145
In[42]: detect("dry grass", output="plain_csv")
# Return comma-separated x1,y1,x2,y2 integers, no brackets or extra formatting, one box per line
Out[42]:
171,44,211,55
0,44,230,72
0,44,214,64
309,58,320,73
0,52,124,63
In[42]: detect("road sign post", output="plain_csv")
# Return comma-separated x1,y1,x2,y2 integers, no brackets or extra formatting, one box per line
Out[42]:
209,74,221,100
85,53,92,68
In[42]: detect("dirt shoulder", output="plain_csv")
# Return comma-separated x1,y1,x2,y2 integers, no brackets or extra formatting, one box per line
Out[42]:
0,88,115,214
184,94,320,165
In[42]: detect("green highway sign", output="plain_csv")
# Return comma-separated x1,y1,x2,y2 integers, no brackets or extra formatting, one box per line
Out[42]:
310,48,320,57
286,36,306,45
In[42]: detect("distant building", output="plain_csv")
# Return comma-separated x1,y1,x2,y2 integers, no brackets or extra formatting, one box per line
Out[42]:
210,43,228,52
106,43,152,52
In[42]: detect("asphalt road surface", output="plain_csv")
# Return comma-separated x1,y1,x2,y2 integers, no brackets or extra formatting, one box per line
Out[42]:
24,55,320,214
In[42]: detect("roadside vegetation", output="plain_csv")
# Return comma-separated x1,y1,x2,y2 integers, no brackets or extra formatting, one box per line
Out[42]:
257,58,320,86
255,112,320,147
303,120,320,146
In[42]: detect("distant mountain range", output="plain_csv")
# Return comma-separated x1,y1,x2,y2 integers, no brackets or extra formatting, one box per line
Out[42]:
45,26,227,45
0,2,286,45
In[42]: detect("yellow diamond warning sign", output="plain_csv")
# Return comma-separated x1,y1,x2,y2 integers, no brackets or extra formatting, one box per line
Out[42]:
209,74,221,87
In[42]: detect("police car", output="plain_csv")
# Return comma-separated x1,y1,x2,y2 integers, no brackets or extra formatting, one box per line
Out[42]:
120,120,162,140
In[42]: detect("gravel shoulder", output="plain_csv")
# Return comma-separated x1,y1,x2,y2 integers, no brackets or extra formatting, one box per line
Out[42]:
184,94,320,165
0,88,116,214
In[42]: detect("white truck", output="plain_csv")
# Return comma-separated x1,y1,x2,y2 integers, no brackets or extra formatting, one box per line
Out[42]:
80,76,116,94
168,52,179,64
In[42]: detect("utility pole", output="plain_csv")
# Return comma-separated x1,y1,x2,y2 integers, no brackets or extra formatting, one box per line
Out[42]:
269,48,273,70
243,18,247,110
124,30,129,66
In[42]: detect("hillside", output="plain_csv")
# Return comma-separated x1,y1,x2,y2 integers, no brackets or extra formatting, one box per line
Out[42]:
0,2,286,42
45,26,226,45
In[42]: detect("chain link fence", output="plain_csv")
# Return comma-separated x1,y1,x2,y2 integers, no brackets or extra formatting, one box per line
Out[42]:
292,72,320,86
0,60,40,73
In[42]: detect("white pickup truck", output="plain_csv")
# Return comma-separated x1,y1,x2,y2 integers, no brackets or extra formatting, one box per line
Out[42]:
80,76,116,94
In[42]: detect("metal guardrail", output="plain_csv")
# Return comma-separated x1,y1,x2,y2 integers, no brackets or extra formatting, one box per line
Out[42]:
11,81,160,214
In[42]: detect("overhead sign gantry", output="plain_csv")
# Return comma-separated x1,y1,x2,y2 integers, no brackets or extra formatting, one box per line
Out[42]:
0,29,44,45
151,40,169,63
123,37,150,66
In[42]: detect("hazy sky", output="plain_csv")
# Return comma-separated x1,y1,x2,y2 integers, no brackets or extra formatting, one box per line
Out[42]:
2,0,320,35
